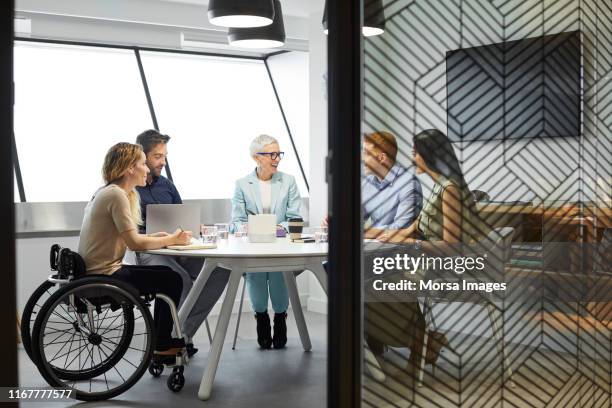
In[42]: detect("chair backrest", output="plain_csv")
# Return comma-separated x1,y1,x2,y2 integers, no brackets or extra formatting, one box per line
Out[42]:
51,245,87,279
473,227,514,282
472,190,491,202
593,228,611,273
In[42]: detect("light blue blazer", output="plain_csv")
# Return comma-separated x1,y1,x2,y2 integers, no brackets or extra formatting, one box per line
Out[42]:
231,170,302,230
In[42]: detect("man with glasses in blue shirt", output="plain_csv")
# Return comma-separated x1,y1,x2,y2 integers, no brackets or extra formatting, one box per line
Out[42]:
133,129,230,357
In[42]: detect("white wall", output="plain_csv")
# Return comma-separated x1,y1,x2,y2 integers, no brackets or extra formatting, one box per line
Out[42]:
16,237,80,314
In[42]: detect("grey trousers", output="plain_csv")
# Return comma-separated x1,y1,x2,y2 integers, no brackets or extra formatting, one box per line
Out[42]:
133,252,230,340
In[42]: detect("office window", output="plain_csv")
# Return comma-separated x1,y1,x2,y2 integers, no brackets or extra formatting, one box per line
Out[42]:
266,51,310,189
13,42,152,202
140,51,309,199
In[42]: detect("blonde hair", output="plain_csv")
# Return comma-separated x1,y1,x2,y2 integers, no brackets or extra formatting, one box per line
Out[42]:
102,142,143,226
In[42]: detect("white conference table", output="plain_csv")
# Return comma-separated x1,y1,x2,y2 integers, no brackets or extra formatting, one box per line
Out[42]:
147,235,385,400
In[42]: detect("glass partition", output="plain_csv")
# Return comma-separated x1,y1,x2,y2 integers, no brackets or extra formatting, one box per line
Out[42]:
361,1,611,406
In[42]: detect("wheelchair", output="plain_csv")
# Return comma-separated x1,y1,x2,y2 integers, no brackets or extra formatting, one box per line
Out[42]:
22,244,189,401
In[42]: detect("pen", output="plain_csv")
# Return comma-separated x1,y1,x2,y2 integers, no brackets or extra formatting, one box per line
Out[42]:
246,208,256,216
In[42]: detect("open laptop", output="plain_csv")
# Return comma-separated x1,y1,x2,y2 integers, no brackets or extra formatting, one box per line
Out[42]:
146,204,201,236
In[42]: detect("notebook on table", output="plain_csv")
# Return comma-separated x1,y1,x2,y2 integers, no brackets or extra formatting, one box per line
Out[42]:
167,238,217,251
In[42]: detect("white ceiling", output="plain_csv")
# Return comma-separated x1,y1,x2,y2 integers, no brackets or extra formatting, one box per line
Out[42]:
160,0,325,18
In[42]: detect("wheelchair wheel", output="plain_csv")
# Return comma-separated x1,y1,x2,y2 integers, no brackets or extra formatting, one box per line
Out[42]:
32,276,154,401
167,366,185,392
22,280,127,382
148,361,164,377
21,280,56,361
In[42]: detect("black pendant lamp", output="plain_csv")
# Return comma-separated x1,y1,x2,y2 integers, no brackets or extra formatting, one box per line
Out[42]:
208,0,275,28
228,0,285,48
322,0,385,37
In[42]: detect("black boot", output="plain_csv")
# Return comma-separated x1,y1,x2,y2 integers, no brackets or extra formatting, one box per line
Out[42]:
272,312,288,349
255,312,272,349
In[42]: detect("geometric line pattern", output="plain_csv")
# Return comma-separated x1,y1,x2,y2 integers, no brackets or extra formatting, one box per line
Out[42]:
363,0,612,406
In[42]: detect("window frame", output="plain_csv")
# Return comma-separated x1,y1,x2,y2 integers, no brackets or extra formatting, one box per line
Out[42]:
13,37,309,202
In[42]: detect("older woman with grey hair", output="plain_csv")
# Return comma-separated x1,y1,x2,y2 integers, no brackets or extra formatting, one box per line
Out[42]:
230,134,302,349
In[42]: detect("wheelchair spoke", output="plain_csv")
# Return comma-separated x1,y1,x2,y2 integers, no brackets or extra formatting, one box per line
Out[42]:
48,331,76,362
97,343,127,383
103,332,147,339
58,302,73,316
95,308,111,332
99,342,139,370
100,335,147,353
79,335,95,372
44,332,74,347
99,313,124,336
43,327,74,335
51,311,73,323
63,331,77,369
97,346,110,391
46,319,74,325
49,340,89,364
43,329,73,347
63,337,90,368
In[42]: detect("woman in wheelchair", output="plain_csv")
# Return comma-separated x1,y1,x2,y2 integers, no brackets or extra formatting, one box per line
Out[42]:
78,142,192,361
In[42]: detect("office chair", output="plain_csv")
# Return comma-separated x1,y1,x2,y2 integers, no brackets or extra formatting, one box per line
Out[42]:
472,190,491,202
416,227,516,388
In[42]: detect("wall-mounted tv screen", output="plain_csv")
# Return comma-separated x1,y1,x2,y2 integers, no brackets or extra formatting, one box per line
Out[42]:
446,31,581,141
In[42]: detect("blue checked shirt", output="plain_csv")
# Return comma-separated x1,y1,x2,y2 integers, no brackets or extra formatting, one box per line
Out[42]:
363,164,423,229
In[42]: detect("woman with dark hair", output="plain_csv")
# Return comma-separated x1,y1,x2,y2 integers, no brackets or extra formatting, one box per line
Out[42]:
376,129,489,373
380,128,487,245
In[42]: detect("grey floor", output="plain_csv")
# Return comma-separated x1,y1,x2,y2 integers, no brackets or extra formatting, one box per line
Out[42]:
19,309,328,408
20,308,611,407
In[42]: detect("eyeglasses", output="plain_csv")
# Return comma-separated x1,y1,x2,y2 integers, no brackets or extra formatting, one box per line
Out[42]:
257,152,285,160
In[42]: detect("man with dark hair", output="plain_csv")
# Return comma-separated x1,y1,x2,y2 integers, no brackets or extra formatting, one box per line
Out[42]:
133,129,230,357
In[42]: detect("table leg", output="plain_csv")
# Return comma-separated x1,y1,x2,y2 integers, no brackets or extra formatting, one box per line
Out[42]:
364,345,386,382
178,259,217,326
283,271,311,351
307,262,328,295
198,269,242,400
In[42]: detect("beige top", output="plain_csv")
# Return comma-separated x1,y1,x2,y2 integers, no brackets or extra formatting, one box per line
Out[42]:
78,184,137,275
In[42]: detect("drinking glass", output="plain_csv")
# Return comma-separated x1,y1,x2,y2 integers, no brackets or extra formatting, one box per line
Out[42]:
233,223,247,238
200,225,218,244
314,226,328,243
214,223,229,239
